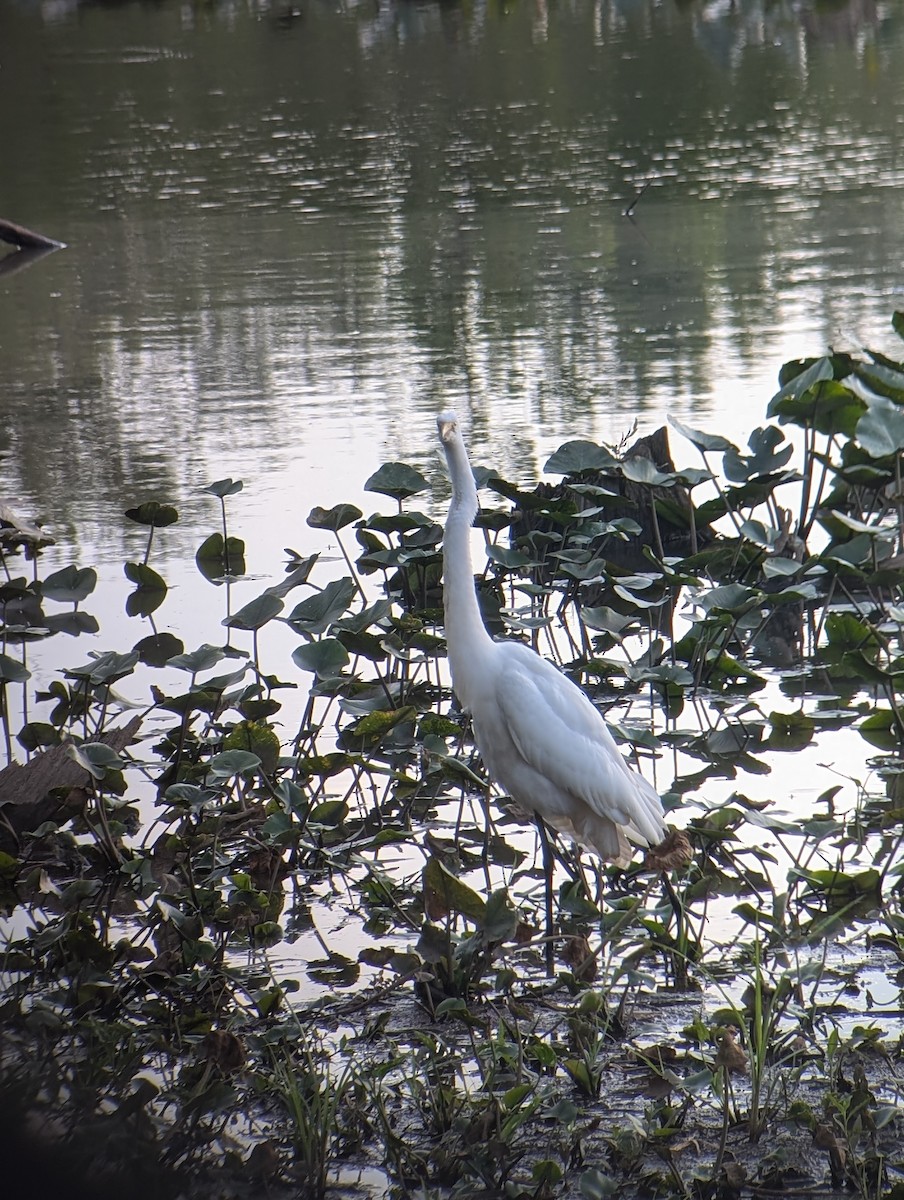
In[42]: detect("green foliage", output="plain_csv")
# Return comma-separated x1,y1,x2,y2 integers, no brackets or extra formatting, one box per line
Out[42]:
7,318,904,1197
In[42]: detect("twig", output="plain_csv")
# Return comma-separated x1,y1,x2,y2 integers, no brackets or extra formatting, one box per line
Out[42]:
623,180,651,218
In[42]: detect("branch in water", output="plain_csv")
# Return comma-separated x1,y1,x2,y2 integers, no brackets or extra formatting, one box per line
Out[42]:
623,180,652,219
0,218,65,250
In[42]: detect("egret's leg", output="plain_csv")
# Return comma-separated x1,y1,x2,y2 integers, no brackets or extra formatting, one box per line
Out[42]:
481,784,492,864
535,815,555,976
479,784,494,891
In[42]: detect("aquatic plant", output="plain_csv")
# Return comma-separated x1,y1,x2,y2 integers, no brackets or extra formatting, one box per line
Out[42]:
4,319,904,1195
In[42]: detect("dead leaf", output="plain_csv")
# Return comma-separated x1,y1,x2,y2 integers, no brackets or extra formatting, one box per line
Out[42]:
562,934,598,981
645,828,693,872
714,1027,748,1074
203,1030,246,1074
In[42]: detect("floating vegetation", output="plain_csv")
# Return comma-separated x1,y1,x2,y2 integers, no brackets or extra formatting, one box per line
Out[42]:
5,323,904,1196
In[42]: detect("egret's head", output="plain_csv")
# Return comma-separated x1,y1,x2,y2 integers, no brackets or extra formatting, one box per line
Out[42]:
437,411,459,446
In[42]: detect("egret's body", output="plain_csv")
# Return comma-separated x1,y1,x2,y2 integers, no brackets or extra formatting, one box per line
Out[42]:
437,411,666,868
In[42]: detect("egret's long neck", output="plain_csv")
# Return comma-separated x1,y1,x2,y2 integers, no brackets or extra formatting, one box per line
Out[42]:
442,435,495,703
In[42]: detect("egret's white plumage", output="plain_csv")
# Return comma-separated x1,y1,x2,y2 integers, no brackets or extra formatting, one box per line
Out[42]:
437,410,666,866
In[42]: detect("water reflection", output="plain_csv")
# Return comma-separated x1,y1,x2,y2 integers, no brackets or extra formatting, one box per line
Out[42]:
0,0,902,565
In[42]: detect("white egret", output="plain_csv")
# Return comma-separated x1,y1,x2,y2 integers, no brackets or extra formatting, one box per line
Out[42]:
437,411,667,969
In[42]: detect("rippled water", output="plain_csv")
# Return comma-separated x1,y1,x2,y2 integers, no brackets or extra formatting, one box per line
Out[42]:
1,0,902,571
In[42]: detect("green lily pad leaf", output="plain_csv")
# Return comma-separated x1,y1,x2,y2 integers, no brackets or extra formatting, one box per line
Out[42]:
195,533,246,577
795,867,880,901
547,1098,579,1125
487,545,537,569
580,606,636,636
223,720,280,774
43,611,100,637
17,721,61,752
422,855,486,923
827,510,888,537
769,378,864,436
293,752,353,780
152,688,215,717
126,590,165,619
620,457,675,486
767,356,834,418
559,879,600,919
292,638,349,677
203,477,244,498
335,628,387,661
854,362,904,403
418,713,462,739
287,577,357,636
223,592,284,632
673,466,714,488
825,612,880,653
364,461,430,500
308,798,348,827
667,417,735,454
65,650,139,684
481,889,520,941
334,598,392,634
739,518,781,548
762,556,803,579
859,709,898,750
706,726,760,756
124,562,166,590
562,1058,595,1096
857,394,904,458
265,554,319,598
306,954,360,988
724,426,793,482
624,663,694,687
209,749,261,778
472,464,502,489
579,1168,619,1199
203,664,250,691
0,652,30,683
134,632,183,668
67,741,124,780
694,583,759,615
124,501,179,528
41,565,98,604
767,710,815,751
820,533,876,568
544,440,617,475
366,511,430,536
307,503,363,531
339,706,416,750
168,643,227,673
124,561,168,617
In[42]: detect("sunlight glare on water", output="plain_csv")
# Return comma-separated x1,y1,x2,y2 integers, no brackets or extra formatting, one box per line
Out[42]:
1,0,903,571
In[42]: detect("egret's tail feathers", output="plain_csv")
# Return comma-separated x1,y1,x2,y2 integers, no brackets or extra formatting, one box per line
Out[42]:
627,772,668,847
558,810,632,868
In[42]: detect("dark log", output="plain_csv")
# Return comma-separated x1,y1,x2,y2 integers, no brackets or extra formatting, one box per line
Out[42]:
0,715,142,850
0,501,54,551
0,217,64,250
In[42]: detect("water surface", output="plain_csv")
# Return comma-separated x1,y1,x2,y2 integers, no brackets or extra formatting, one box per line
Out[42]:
1,0,902,569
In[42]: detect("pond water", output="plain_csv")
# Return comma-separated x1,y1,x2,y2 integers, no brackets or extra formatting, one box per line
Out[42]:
8,7,904,1189
1,0,902,966
2,0,904,574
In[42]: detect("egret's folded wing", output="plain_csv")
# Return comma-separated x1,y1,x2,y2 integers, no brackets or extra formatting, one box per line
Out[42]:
495,645,664,843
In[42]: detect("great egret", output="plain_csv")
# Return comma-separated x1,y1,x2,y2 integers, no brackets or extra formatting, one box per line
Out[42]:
437,411,667,968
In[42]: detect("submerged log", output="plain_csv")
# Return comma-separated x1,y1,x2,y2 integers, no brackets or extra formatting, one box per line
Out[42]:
0,501,54,552
0,217,65,250
0,715,142,851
